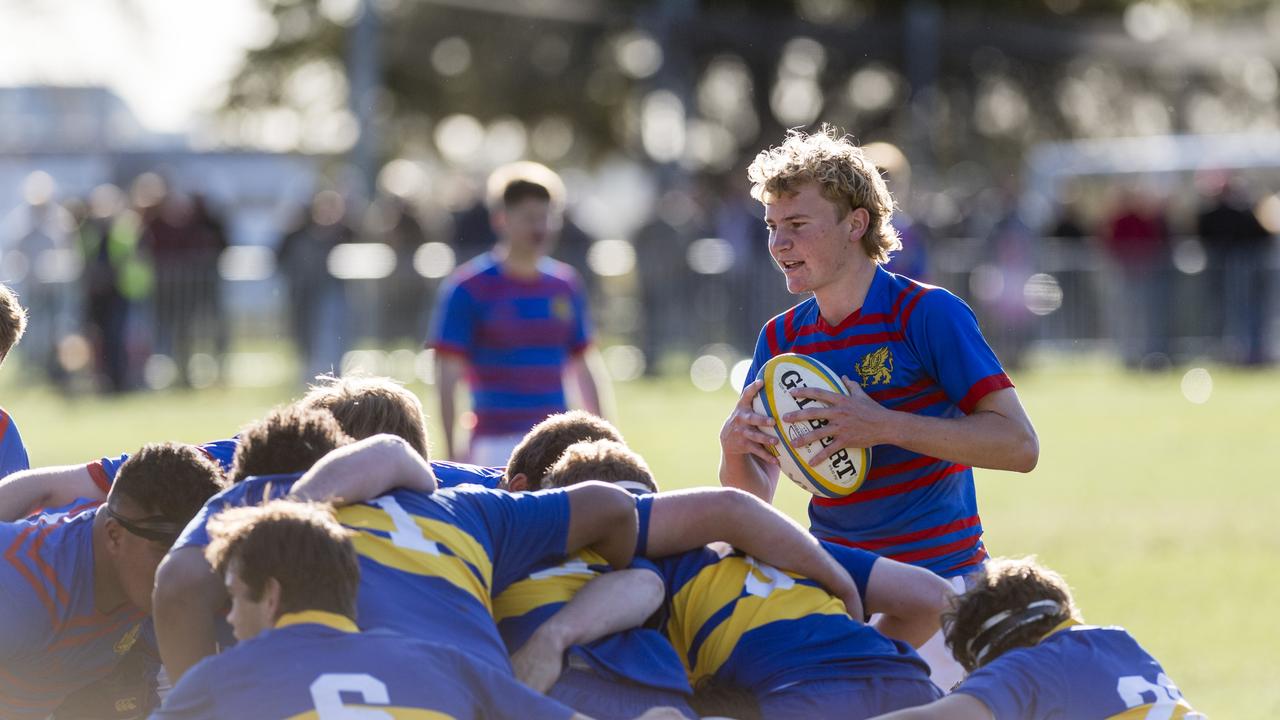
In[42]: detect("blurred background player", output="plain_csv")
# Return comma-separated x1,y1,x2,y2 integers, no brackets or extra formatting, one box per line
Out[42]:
718,126,1038,687
868,556,1204,720
0,282,29,478
153,499,596,720
429,161,610,466
0,443,226,719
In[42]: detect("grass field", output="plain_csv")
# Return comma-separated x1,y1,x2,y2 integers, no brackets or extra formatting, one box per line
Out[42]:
2,360,1275,717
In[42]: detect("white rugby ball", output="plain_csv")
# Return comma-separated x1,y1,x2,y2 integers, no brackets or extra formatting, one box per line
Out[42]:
750,353,871,498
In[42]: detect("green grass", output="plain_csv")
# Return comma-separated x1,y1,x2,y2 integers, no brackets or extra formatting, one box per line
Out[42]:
3,362,1275,717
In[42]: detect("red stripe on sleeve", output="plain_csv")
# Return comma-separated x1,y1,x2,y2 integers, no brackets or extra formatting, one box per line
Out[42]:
431,343,470,358
957,373,1014,414
86,462,112,494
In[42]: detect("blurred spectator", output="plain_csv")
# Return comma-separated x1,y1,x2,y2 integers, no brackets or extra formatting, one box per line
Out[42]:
1197,178,1273,365
191,194,231,366
1102,187,1171,368
277,190,353,382
634,189,698,374
978,190,1036,370
0,172,78,388
866,142,930,282
77,184,151,392
711,176,771,354
365,195,429,343
139,179,227,387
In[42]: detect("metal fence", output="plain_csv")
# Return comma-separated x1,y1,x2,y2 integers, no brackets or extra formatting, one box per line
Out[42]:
2,235,1275,392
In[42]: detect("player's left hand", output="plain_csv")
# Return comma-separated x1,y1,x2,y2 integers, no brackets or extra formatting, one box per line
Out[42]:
784,376,892,465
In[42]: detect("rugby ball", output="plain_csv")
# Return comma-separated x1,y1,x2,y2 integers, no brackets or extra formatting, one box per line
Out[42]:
751,353,871,498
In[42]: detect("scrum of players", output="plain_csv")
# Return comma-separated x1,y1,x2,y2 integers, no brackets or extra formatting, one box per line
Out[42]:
0,122,1207,719
0,376,1204,719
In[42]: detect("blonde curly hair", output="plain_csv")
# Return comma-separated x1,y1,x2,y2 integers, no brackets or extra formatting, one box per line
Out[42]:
747,125,901,264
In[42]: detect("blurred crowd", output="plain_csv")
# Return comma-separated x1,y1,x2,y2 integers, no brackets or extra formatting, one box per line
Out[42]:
0,164,1273,395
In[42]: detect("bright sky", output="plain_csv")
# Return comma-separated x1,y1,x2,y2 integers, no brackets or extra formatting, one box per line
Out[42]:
0,0,270,132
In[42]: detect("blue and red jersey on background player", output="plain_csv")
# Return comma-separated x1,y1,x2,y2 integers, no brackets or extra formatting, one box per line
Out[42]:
0,507,147,719
747,266,1013,577
0,407,30,479
86,439,238,495
430,253,592,438
153,612,577,720
955,622,1203,719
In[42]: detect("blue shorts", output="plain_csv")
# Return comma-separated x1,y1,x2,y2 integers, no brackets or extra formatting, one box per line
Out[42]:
550,667,696,720
760,676,944,719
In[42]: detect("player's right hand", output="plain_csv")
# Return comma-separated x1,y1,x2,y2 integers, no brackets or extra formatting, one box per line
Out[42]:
719,379,778,466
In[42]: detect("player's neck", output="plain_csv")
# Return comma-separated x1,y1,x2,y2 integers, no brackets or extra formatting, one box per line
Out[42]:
90,512,128,613
813,256,877,326
492,243,542,278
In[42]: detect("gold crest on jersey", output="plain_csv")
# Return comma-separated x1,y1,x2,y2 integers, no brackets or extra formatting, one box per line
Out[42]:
551,295,573,323
114,624,141,655
855,346,893,387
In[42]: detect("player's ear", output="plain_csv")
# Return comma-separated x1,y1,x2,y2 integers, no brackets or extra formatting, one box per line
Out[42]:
262,577,283,619
490,207,507,235
845,207,869,242
104,516,126,552
506,473,529,492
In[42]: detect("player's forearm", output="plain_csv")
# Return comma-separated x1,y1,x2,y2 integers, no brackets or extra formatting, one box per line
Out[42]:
709,489,859,607
567,351,608,418
865,559,953,647
153,548,225,682
290,434,436,505
530,569,663,653
565,482,638,570
717,451,777,502
881,408,1038,473
436,358,466,459
0,465,103,520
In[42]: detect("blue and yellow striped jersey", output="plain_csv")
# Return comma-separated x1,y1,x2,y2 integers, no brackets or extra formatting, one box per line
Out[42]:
651,543,931,694
493,551,692,695
152,612,575,720
956,622,1204,719
173,474,572,671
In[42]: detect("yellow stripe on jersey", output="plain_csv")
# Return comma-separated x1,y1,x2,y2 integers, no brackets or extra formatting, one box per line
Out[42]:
493,550,608,622
287,707,454,719
1109,700,1204,719
338,503,495,611
668,552,846,683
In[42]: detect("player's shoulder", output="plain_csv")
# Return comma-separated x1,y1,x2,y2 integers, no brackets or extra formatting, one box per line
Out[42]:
445,253,501,288
880,270,971,324
536,257,584,287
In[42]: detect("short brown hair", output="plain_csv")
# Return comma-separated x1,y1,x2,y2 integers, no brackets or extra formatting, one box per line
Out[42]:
944,557,1080,672
747,125,901,264
205,500,359,620
0,283,28,363
506,411,624,490
544,439,657,493
485,161,566,212
109,443,228,544
300,375,428,460
229,405,353,483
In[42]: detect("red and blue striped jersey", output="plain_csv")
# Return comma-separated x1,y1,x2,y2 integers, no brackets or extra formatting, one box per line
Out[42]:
154,612,576,720
0,508,146,719
0,407,30,480
174,476,572,673
746,266,1012,577
430,253,592,437
956,622,1204,719
86,439,238,494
